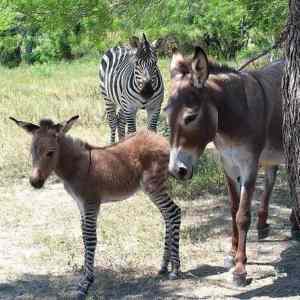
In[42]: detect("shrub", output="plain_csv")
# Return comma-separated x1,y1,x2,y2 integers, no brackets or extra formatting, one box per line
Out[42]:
169,151,225,200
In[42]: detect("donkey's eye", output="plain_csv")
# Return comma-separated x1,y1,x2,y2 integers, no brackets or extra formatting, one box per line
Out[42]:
46,150,55,158
184,114,198,125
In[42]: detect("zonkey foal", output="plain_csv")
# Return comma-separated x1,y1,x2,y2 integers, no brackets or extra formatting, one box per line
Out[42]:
11,116,181,298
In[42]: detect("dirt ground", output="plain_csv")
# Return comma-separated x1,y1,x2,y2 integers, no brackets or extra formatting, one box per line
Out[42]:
0,170,300,300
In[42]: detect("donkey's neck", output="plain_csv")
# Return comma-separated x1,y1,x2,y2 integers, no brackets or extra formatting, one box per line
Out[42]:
55,135,90,182
210,73,248,137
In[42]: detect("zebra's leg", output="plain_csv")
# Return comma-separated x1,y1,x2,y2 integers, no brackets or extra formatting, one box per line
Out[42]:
124,107,137,135
146,104,162,132
105,100,118,144
77,201,100,297
117,108,126,140
142,168,181,279
257,165,278,239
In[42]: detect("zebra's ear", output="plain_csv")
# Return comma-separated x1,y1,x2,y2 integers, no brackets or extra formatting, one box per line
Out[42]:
142,33,150,49
129,36,140,49
170,49,189,80
152,38,164,50
191,46,209,88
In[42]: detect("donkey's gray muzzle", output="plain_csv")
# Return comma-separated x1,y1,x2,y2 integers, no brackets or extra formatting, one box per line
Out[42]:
169,148,194,180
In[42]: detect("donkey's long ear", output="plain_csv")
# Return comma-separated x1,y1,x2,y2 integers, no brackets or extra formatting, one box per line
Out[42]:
170,48,189,79
191,46,209,88
9,117,39,134
55,115,79,134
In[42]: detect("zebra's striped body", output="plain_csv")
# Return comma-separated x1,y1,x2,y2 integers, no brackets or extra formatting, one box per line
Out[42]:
12,115,181,298
100,35,164,143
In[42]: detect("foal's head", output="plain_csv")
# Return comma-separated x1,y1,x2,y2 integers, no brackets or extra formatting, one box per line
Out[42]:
165,47,218,180
10,115,79,188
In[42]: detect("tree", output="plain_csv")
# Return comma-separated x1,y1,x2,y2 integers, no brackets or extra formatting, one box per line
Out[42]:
282,0,300,237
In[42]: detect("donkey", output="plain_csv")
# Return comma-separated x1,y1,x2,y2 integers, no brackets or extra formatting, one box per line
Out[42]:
10,116,181,298
165,46,292,286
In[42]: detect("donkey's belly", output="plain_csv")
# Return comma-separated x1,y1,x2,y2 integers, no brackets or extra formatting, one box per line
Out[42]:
259,147,284,167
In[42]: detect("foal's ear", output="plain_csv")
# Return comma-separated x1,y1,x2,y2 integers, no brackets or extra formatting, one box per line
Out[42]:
191,46,209,88
55,115,79,134
170,48,188,79
9,117,40,134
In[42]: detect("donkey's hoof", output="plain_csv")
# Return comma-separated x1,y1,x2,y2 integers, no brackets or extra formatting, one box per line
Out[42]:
257,224,270,240
291,228,300,241
168,271,179,280
233,272,248,287
224,255,235,269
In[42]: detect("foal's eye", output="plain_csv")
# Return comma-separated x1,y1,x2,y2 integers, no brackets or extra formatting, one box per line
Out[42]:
184,114,198,125
46,150,55,158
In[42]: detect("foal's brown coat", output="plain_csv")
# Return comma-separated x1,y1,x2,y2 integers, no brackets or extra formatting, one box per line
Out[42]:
11,116,181,297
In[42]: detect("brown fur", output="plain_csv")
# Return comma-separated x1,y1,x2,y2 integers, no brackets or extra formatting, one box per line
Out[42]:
11,116,181,296
166,47,288,286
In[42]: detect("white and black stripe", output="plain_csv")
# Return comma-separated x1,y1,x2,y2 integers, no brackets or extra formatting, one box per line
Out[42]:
100,36,164,143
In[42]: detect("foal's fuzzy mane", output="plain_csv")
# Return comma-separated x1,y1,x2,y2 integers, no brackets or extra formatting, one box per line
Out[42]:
39,119,55,128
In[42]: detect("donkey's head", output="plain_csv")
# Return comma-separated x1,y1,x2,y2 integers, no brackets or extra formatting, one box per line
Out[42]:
129,33,162,99
10,115,79,188
165,47,218,180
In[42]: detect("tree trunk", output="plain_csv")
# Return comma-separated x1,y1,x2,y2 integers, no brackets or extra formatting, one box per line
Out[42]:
282,0,300,228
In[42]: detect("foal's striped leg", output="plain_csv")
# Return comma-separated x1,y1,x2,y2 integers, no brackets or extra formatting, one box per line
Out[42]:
78,201,100,296
143,172,181,279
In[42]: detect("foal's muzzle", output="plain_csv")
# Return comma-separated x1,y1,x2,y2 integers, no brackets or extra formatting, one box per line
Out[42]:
30,176,45,189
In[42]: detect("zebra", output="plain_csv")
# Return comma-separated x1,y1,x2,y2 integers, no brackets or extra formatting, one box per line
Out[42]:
100,34,164,143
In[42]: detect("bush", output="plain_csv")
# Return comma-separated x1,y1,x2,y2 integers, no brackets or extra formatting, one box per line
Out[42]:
169,150,225,200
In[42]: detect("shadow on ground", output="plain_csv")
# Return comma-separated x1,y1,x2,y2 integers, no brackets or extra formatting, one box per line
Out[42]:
236,241,300,299
0,264,227,299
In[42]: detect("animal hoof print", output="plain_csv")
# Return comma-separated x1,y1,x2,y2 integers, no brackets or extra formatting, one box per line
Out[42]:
224,255,235,269
257,224,270,240
168,271,179,280
291,228,300,241
233,272,248,287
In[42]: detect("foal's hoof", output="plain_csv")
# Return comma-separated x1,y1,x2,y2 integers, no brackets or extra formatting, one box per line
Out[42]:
158,267,168,276
257,224,270,240
291,228,300,241
168,271,179,280
224,255,235,270
233,272,248,287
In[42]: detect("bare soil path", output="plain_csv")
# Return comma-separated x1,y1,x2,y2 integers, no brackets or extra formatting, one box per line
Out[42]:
0,171,299,300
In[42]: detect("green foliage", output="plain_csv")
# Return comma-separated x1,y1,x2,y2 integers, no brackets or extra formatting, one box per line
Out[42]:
0,0,289,66
169,151,225,200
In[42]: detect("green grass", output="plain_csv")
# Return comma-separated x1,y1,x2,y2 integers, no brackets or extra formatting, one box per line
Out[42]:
0,56,296,300
0,56,223,192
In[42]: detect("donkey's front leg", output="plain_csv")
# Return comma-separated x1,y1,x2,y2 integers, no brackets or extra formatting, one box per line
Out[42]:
77,201,100,297
234,174,256,286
